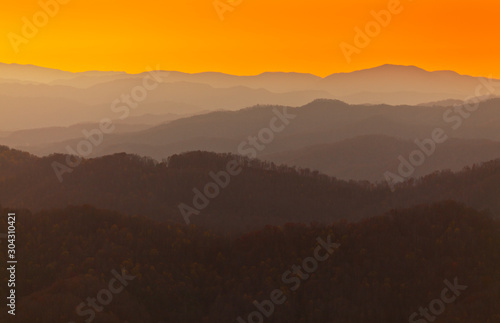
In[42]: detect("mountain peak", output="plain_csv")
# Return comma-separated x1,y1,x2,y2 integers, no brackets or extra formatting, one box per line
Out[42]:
373,64,424,71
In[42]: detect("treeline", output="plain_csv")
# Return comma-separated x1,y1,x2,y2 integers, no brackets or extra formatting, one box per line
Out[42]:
0,146,499,232
0,201,498,322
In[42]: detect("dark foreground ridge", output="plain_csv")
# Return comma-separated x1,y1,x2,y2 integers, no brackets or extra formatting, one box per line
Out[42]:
0,146,499,232
0,202,498,322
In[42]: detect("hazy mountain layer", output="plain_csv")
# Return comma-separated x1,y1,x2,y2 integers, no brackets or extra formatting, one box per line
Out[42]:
2,63,500,130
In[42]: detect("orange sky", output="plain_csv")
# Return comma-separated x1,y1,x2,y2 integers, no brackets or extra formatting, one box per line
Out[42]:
1,0,499,77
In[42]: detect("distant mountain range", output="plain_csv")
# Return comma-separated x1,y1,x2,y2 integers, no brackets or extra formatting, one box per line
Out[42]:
2,63,500,183
5,98,499,181
3,62,498,97
1,63,499,130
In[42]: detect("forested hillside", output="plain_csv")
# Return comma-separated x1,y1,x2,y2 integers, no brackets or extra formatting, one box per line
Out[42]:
0,146,499,232
0,202,498,322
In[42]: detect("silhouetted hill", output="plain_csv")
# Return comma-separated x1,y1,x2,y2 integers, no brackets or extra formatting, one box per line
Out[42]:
0,146,499,232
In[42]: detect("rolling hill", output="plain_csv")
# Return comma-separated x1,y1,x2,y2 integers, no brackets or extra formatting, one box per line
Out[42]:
0,147,499,233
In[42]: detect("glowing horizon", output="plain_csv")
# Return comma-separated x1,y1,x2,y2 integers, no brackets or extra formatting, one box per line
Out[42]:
2,0,500,78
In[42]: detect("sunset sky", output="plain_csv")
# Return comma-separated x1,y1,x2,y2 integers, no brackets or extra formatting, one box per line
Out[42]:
1,0,499,77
